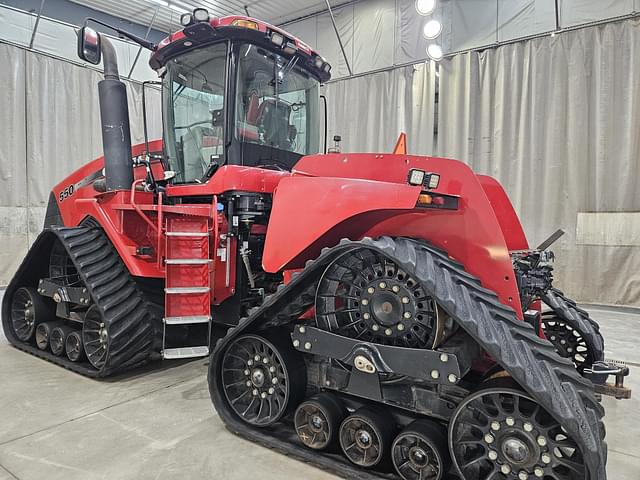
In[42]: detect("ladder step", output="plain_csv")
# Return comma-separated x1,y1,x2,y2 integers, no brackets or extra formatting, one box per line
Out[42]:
164,315,211,325
163,346,209,359
164,287,210,294
166,231,209,237
166,259,211,265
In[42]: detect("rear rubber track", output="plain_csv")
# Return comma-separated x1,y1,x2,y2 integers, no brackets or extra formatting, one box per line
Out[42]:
542,287,605,365
2,226,157,377
209,237,606,480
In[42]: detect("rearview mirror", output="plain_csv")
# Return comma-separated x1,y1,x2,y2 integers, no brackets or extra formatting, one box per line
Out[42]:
77,26,101,65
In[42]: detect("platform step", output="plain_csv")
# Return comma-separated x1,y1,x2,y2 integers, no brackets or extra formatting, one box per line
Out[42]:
165,258,211,265
162,346,209,359
165,231,209,237
164,287,210,294
164,315,211,325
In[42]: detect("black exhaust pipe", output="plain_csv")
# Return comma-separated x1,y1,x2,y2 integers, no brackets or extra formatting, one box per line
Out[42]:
98,38,134,191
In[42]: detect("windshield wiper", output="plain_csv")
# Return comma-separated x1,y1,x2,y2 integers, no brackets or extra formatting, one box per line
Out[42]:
272,56,299,85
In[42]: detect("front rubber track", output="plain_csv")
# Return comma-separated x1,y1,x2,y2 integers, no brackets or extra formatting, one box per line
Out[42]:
542,287,605,364
208,237,606,480
1,226,156,377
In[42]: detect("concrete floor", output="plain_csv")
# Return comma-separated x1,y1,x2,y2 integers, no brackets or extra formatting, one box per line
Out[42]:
0,296,638,479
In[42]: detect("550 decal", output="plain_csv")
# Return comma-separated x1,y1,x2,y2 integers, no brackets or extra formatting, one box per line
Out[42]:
58,184,75,202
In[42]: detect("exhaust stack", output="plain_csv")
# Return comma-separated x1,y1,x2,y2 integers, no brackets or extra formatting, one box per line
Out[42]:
77,26,133,191
98,39,134,191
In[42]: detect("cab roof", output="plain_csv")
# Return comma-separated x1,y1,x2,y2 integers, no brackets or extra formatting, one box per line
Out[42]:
149,14,332,83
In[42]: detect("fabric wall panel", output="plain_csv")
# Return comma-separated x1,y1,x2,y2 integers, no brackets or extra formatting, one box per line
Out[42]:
395,0,428,65
280,16,318,51
0,207,28,285
438,19,640,306
497,0,556,41
0,44,27,207
25,51,104,207
316,4,354,79
324,62,435,154
560,0,634,27
352,0,395,74
446,0,497,52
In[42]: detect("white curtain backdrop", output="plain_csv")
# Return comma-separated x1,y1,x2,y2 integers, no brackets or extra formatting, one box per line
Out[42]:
324,62,437,155
437,18,640,306
0,42,161,285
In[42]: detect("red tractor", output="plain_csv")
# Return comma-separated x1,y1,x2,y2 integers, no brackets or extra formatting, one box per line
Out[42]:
2,9,629,480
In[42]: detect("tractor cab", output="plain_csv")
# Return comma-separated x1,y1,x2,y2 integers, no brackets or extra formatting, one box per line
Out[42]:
150,12,331,184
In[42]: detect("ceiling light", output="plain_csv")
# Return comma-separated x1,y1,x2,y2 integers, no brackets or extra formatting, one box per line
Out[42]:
423,19,442,39
426,44,443,61
415,0,436,16
149,0,168,6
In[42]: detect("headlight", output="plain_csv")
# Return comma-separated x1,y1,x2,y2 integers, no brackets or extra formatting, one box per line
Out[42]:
193,8,209,22
271,32,285,47
408,169,426,186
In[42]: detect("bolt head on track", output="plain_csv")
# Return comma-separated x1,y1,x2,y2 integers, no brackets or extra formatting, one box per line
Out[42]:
220,333,305,427
448,387,587,480
339,407,394,468
294,393,346,450
392,420,449,480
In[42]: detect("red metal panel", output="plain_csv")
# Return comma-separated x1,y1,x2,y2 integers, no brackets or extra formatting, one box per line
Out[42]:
477,175,529,251
166,165,289,197
265,154,524,318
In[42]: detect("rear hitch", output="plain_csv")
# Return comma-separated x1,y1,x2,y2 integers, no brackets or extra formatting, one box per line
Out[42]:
584,360,632,400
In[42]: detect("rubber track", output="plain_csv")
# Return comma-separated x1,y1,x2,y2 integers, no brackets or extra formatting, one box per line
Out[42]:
542,287,605,368
209,237,606,480
2,227,156,377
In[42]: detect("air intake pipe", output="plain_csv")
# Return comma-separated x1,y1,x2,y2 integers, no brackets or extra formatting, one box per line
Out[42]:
98,38,134,191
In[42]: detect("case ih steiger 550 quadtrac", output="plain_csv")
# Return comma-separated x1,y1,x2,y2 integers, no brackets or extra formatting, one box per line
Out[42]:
2,9,631,480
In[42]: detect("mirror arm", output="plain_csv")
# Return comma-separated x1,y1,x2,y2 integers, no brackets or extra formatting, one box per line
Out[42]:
84,17,156,51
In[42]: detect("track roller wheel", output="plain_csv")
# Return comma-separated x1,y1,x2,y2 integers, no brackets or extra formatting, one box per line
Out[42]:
82,306,109,369
392,419,450,480
35,321,62,351
339,407,394,468
65,330,85,362
220,332,305,427
449,386,587,480
294,393,346,450
50,324,76,356
10,287,54,342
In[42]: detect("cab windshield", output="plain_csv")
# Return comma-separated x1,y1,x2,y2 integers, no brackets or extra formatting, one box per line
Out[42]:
235,43,320,169
162,43,227,183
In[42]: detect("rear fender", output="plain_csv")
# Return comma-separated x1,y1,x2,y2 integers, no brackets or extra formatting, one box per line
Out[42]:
264,165,523,317
477,175,529,251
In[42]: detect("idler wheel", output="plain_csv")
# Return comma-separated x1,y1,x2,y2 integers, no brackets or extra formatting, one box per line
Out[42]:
220,333,305,427
392,419,450,480
65,330,85,362
294,393,346,450
50,324,76,356
339,407,394,467
10,287,54,342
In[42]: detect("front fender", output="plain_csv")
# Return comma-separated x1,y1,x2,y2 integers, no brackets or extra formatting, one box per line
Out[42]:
264,164,523,317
